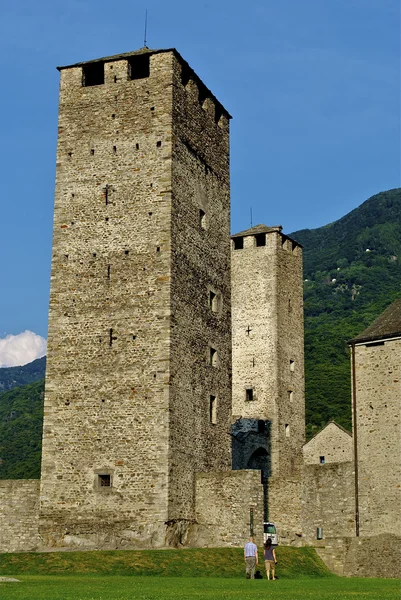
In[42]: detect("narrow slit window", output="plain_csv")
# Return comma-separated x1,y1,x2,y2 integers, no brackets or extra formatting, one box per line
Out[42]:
209,290,219,313
255,233,266,247
209,395,217,424
209,347,218,367
289,391,294,402
128,55,150,80
320,456,325,464
82,62,104,87
290,360,295,372
199,209,206,230
285,423,290,438
245,388,254,402
233,237,243,250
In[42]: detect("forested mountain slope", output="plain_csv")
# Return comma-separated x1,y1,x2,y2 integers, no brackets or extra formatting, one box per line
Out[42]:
0,356,46,392
291,188,401,438
0,379,44,478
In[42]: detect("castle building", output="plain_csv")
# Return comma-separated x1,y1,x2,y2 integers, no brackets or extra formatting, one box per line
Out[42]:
231,225,305,543
349,298,401,539
39,47,236,548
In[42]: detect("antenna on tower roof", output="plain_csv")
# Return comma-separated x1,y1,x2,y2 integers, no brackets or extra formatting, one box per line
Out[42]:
144,9,148,48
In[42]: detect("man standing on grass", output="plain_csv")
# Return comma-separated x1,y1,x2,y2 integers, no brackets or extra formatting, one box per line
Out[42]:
244,536,258,579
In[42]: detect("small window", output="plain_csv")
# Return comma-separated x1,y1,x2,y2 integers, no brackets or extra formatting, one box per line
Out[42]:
200,209,206,229
289,391,294,403
209,395,217,424
290,360,295,372
98,474,111,487
128,54,150,80
255,233,266,247
245,388,254,402
320,456,325,464
82,62,104,87
209,347,218,367
209,290,219,313
285,423,290,438
233,237,243,250
317,527,323,540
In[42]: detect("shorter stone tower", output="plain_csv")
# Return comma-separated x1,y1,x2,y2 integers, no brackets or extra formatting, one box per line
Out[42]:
231,225,305,543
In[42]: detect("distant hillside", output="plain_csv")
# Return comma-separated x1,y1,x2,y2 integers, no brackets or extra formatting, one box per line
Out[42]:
0,356,46,392
291,188,401,438
0,379,44,479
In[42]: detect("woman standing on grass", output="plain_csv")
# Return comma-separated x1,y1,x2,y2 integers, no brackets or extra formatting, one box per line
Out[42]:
263,538,277,580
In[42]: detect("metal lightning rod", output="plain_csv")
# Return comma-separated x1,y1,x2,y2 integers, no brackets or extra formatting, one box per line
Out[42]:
144,9,148,48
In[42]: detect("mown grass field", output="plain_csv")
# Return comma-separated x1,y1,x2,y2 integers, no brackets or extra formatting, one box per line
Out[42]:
0,547,398,600
1,575,399,600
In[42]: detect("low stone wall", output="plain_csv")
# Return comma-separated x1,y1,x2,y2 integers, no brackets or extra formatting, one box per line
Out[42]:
344,534,401,579
317,535,401,579
193,470,264,547
0,480,40,552
268,476,302,546
302,462,355,546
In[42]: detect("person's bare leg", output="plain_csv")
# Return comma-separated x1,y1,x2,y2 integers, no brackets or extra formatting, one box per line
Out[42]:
266,565,270,580
272,566,276,580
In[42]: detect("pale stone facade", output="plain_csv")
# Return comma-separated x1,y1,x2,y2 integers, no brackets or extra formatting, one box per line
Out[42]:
231,225,305,542
0,480,40,552
349,299,401,539
303,421,352,465
38,47,237,550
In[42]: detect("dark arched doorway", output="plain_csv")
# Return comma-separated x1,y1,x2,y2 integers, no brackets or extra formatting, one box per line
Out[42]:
247,447,268,470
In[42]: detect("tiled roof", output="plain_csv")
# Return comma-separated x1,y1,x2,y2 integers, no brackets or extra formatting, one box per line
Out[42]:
349,298,401,344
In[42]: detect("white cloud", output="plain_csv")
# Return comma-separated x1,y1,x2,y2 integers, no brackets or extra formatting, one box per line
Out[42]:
0,331,47,368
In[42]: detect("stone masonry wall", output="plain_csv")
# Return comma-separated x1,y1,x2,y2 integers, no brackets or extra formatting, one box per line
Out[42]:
167,56,232,523
0,480,40,552
40,48,232,550
41,50,175,549
193,471,264,547
353,339,401,537
303,422,352,465
231,230,304,539
302,462,355,546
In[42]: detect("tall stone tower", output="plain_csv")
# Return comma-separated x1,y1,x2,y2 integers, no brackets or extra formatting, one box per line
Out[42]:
40,48,232,549
231,225,305,543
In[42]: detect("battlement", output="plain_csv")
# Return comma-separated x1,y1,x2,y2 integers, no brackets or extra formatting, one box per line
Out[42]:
231,224,302,255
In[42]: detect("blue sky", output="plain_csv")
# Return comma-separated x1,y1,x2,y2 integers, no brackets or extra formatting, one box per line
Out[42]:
0,0,399,352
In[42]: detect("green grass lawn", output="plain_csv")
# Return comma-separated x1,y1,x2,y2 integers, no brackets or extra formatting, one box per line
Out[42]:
0,575,399,600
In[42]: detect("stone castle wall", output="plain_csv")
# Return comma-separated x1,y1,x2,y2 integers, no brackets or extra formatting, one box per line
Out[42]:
194,471,264,547
303,422,352,465
39,49,232,549
302,462,355,546
166,55,232,522
0,480,40,552
353,339,401,537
